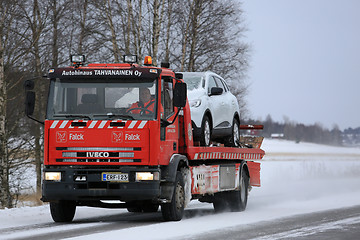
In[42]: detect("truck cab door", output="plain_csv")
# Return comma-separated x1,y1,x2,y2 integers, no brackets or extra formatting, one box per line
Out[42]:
159,76,179,164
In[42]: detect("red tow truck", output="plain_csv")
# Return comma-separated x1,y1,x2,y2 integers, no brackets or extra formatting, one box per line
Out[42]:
24,55,264,222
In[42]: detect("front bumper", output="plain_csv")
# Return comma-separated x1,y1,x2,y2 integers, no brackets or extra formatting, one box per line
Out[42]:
42,166,161,202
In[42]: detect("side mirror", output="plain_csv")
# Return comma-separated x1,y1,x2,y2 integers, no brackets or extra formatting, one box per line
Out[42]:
25,91,35,116
210,87,223,96
175,72,183,80
173,82,187,108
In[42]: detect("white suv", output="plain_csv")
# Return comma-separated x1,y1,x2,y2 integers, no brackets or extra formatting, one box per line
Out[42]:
182,71,240,146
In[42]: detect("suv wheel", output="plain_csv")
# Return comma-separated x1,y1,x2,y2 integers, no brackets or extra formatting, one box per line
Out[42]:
225,118,240,147
200,116,211,146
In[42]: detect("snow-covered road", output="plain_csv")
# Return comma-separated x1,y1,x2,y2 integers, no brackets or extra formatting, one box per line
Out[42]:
1,139,360,240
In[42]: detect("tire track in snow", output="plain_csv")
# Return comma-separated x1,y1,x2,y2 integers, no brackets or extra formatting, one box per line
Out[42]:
1,212,163,240
186,205,360,240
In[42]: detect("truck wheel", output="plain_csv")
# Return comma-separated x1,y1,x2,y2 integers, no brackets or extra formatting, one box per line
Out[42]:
50,200,76,222
161,171,185,221
213,194,229,213
225,118,240,147
228,168,249,211
200,116,211,146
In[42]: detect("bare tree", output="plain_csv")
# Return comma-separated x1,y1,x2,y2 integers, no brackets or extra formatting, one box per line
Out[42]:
18,0,49,195
171,0,250,116
133,0,144,60
125,0,133,54
151,0,166,65
104,0,122,62
0,0,12,208
78,0,89,54
178,0,194,71
0,0,36,208
49,0,72,67
163,0,173,62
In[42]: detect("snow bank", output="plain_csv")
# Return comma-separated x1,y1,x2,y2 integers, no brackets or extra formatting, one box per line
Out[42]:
262,138,360,155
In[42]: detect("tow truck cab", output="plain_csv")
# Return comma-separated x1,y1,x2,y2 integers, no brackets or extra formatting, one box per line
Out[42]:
31,56,187,204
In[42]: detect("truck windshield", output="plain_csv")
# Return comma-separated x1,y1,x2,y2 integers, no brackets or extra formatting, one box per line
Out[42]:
47,78,158,120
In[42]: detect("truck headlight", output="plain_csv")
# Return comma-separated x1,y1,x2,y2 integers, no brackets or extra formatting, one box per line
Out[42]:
136,172,159,181
44,172,61,181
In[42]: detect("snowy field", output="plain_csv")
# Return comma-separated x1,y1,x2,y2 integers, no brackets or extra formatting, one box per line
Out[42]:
1,139,360,239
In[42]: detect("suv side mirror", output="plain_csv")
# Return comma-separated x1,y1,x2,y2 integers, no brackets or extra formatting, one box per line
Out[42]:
173,82,187,108
25,91,36,116
210,87,223,96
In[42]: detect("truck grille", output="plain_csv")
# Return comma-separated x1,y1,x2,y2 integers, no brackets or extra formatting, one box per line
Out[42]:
62,152,135,158
56,147,140,151
56,159,141,163
56,147,141,163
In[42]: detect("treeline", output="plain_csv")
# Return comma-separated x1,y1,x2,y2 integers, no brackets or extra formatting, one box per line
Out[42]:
243,115,343,146
0,0,249,208
343,127,360,146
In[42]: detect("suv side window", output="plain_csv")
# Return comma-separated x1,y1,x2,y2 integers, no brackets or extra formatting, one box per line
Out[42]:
214,77,226,93
219,78,229,92
208,76,218,94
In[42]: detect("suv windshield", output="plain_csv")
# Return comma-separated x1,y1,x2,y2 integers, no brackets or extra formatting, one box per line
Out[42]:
182,73,204,90
47,78,157,120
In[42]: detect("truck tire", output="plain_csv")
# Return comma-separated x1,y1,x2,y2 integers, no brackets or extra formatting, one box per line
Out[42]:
50,200,76,222
161,171,185,221
200,116,211,146
225,118,240,147
228,168,249,211
213,195,229,213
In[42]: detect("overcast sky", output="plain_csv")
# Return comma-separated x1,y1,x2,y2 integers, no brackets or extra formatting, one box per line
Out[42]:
242,0,360,130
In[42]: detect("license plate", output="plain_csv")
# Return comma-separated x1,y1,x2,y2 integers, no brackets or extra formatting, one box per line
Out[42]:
102,172,129,182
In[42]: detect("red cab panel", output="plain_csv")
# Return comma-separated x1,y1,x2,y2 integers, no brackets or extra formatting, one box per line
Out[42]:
45,120,154,166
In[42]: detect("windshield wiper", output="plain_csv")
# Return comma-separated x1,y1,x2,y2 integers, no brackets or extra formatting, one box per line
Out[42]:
93,113,134,120
53,114,91,120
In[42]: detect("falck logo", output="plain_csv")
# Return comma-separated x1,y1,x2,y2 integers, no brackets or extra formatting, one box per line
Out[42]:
112,132,123,143
56,131,67,143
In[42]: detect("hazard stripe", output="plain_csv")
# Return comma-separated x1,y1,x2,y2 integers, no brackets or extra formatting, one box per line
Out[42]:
88,121,97,128
138,121,147,129
128,121,137,129
98,121,107,128
50,120,59,128
48,120,149,129
59,120,68,128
